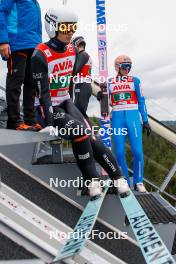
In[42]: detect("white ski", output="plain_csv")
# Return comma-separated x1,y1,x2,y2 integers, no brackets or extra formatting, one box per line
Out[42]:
96,0,112,152
119,190,176,264
52,180,110,263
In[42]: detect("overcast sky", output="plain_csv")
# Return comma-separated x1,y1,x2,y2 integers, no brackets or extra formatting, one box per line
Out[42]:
0,0,176,120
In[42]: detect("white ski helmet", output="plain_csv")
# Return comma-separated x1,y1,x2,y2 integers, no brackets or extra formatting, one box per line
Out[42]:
45,7,78,38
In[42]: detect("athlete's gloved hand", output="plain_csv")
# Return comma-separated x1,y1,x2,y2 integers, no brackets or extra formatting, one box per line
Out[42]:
143,122,151,136
97,82,107,101
97,90,104,101
100,82,107,91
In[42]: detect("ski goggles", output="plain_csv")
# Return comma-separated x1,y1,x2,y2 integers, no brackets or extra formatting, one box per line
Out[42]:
116,63,132,71
58,23,78,34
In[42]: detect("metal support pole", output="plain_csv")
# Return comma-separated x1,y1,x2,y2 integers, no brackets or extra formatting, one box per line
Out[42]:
159,163,176,192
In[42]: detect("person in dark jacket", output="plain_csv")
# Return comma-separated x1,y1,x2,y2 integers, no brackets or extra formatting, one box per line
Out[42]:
71,36,92,118
0,0,42,130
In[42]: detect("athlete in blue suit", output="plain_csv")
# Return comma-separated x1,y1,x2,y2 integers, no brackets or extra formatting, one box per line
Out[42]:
109,55,151,192
0,0,42,131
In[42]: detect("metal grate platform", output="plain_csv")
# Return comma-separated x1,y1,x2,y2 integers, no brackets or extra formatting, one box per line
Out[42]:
136,193,176,224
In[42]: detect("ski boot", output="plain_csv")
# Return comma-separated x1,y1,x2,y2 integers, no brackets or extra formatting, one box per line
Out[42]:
88,180,102,199
16,123,37,131
135,183,147,193
33,123,42,131
114,178,130,198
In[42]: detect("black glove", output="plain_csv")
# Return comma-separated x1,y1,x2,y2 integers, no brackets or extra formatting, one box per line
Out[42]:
97,90,104,101
97,82,108,101
143,122,151,136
